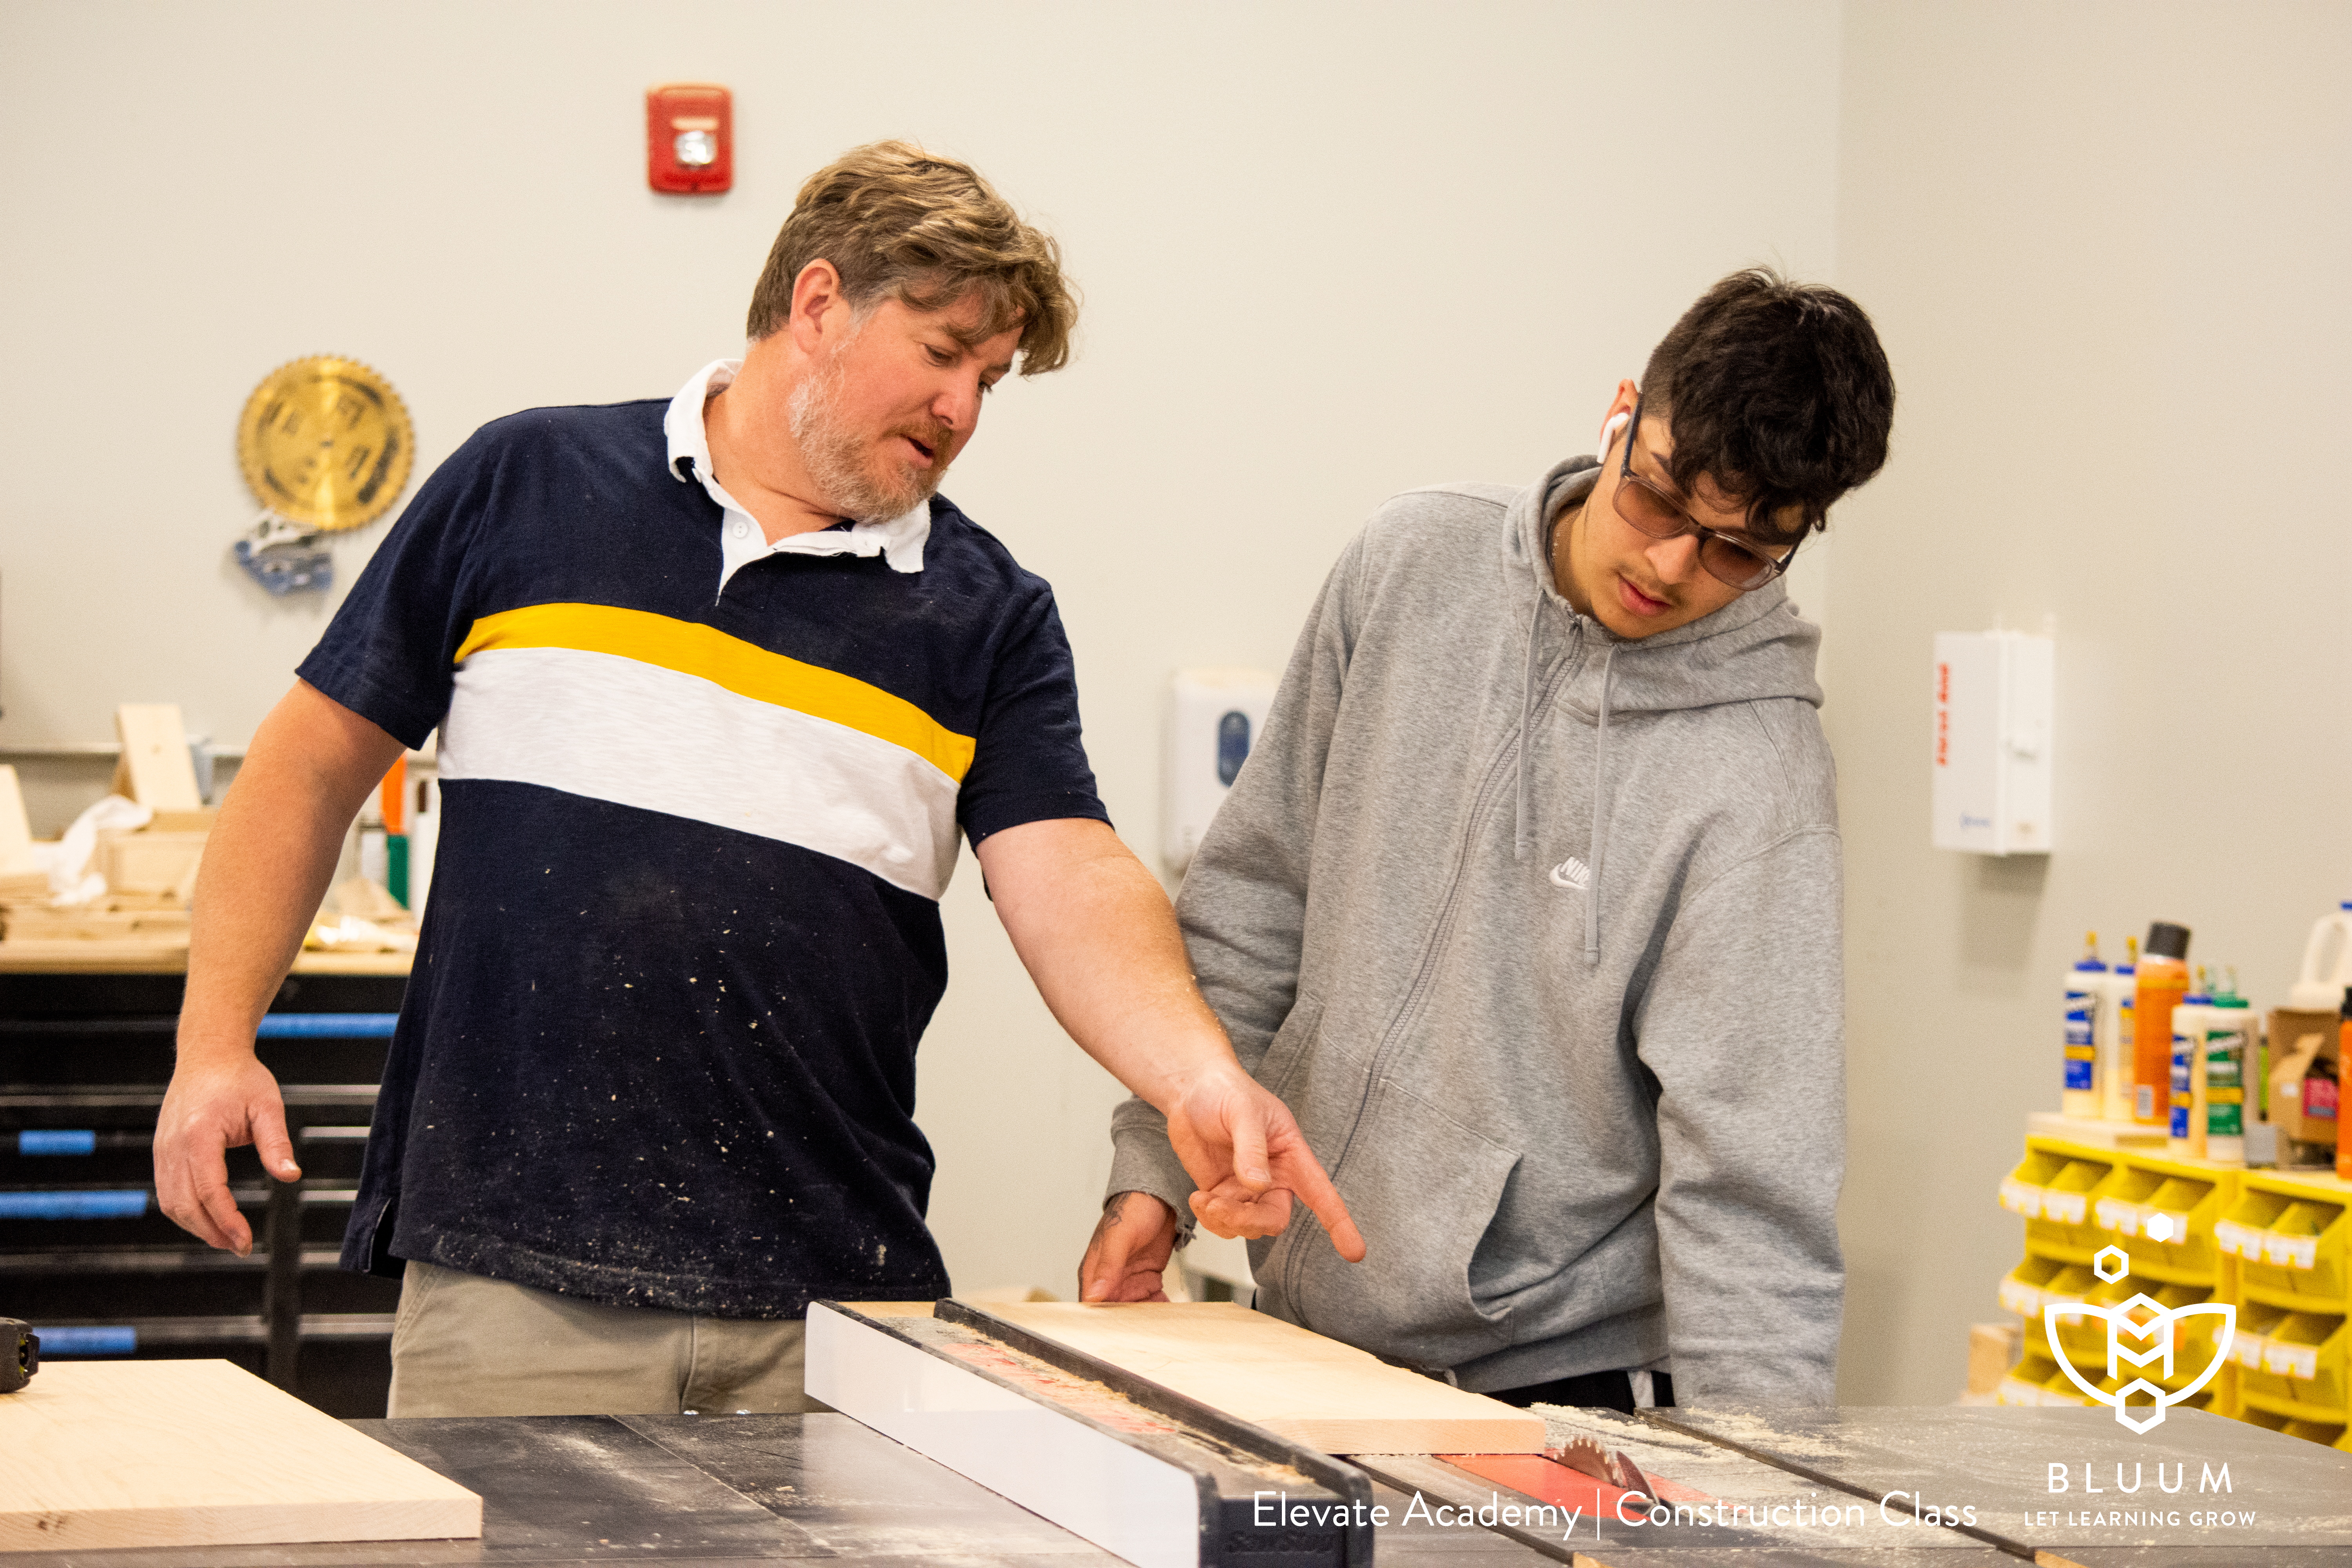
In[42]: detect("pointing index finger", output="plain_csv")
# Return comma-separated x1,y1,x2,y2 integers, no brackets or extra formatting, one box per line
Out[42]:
1272,1145,1366,1263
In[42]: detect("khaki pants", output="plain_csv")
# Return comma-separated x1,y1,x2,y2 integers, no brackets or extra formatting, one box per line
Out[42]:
387,1260,827,1417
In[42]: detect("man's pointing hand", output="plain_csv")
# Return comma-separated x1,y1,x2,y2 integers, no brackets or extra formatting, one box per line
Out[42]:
1163,1058,1366,1260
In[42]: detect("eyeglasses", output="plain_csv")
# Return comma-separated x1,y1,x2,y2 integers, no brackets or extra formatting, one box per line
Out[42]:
1609,399,1799,592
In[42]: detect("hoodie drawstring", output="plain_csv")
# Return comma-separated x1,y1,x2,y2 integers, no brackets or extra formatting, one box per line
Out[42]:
1513,593,1547,862
1584,642,1618,964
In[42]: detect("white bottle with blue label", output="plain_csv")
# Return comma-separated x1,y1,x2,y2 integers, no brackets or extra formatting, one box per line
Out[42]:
2063,933,2107,1120
2102,940,2139,1122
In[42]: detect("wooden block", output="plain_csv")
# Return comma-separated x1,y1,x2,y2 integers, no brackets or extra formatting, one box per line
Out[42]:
0,1359,479,1552
145,808,220,834
113,704,202,810
977,1299,1546,1454
1966,1321,2022,1396
0,768,32,876
97,830,206,896
841,1300,938,1317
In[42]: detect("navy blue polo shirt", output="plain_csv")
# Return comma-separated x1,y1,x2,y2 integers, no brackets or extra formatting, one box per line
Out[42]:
303,370,1107,1316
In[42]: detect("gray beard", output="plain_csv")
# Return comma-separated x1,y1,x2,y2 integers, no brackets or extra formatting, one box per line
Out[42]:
787,345,940,524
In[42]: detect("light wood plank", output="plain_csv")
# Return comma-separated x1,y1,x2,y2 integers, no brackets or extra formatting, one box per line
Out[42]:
976,1299,1545,1455
113,704,202,810
0,944,410,974
0,1360,479,1552
0,767,33,875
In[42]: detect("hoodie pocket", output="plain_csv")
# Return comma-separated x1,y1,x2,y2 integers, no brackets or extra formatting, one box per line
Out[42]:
1281,1074,1520,1370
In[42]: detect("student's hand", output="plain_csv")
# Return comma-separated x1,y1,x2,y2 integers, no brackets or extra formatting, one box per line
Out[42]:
154,1049,301,1256
1079,1191,1181,1302
1163,1059,1367,1261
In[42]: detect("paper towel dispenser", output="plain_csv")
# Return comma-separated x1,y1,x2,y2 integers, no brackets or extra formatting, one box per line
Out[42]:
1163,668,1278,875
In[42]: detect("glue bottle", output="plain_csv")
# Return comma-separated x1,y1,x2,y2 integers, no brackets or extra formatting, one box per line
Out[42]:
2288,903,2352,1012
2102,937,2139,1122
2205,969,2250,1165
2134,923,2191,1126
2063,933,2107,1119
2169,967,2214,1156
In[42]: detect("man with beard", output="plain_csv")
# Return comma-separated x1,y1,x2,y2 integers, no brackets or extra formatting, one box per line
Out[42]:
153,142,1361,1417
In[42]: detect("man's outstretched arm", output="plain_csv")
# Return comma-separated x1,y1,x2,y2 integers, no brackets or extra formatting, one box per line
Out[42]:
975,816,1363,1267
154,680,407,1254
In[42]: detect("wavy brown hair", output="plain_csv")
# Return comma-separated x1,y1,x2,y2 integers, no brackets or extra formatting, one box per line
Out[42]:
746,140,1077,375
1641,268,1894,538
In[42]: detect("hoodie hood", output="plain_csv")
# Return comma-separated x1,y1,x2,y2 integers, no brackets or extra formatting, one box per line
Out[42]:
1508,456,1824,715
1504,456,1824,958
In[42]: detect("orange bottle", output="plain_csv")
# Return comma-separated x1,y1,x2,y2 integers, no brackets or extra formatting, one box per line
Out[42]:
2133,922,2191,1126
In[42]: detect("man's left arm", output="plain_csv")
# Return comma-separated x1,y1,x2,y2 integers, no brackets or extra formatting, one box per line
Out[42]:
1637,826,1846,1405
975,818,1363,1258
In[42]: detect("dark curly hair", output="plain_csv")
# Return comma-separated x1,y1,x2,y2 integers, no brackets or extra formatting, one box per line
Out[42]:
1641,268,1894,538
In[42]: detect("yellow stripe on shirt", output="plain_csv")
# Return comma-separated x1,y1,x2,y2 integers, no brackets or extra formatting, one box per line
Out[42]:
455,603,977,782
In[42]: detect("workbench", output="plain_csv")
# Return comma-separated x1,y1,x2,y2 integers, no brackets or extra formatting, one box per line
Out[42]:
5,1403,2347,1567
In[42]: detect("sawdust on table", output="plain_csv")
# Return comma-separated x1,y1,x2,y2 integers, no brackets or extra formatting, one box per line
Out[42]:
930,1332,1311,1487
1639,1406,1850,1461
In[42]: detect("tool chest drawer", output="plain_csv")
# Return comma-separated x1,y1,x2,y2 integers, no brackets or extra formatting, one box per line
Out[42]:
0,969,404,1417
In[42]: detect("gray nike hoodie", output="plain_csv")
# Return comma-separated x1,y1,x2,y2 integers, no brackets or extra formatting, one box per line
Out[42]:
1107,457,1845,1405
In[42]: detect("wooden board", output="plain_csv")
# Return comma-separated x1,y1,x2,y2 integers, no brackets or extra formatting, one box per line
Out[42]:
0,766,33,875
1,906,189,941
113,703,202,810
0,942,410,974
0,1359,479,1552
977,1299,1546,1454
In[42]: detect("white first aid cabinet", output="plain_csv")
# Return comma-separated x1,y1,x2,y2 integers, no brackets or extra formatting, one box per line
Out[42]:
1931,630,2053,856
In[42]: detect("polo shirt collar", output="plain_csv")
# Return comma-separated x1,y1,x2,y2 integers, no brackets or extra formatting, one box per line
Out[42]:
664,359,930,585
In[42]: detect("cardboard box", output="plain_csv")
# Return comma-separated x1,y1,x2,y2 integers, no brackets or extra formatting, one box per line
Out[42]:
2268,1007,2340,1146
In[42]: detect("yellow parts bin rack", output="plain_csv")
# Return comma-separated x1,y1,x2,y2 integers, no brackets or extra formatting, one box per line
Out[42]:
1996,1129,2352,1452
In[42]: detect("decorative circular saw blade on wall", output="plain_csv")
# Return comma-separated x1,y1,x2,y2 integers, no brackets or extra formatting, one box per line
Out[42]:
235,356,414,531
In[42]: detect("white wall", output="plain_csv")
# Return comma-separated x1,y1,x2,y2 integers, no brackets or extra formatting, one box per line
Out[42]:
1,2,1844,1301
1828,1,2352,1401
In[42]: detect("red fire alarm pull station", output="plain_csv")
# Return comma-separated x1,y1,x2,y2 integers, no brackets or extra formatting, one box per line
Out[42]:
647,83,731,194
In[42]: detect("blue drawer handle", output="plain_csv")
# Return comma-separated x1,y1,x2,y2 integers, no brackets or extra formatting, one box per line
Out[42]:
35,1327,136,1355
0,1191,150,1219
255,1013,399,1038
18,1130,97,1156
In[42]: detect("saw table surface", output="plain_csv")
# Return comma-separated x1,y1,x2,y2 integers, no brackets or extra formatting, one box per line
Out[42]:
1653,1404,2352,1566
0,1413,1563,1568
4,1406,2348,1567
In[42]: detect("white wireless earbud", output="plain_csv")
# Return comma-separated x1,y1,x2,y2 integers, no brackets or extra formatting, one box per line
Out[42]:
1599,412,1631,457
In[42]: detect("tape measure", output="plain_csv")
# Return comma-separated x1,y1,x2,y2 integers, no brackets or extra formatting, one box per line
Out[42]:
2,1318,38,1394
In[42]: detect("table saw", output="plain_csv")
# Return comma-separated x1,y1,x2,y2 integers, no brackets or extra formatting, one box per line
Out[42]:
5,1298,2349,1567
